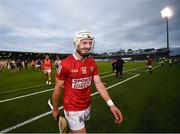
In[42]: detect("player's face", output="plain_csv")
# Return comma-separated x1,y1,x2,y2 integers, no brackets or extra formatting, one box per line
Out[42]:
46,55,49,59
78,39,93,54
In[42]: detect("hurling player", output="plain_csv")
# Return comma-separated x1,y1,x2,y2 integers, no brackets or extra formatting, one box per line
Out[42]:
147,55,153,74
43,55,52,85
52,31,123,133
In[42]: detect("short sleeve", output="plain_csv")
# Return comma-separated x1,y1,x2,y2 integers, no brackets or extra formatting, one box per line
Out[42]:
56,62,68,80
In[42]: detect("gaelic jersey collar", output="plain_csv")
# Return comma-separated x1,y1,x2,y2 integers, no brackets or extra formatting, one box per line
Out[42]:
73,54,78,60
73,54,87,62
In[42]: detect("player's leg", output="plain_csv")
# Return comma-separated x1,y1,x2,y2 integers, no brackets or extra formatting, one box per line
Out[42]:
71,127,86,133
48,69,51,85
150,67,152,74
112,64,115,73
46,73,49,84
119,67,123,78
116,67,119,77
44,70,48,84
148,65,152,74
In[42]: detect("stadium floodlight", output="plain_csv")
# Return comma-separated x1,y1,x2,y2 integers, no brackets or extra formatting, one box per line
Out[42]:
160,7,173,53
161,7,172,19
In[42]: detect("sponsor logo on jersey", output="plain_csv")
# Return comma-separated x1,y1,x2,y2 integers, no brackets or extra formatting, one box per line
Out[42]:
72,76,92,89
71,69,78,73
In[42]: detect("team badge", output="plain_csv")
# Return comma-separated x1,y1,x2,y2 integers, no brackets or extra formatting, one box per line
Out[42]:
81,67,87,74
90,67,94,72
79,115,84,123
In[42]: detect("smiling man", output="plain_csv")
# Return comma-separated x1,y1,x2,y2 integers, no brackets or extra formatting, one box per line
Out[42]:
52,31,123,133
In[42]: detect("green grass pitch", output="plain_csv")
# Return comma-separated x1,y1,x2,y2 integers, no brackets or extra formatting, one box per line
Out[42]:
0,61,180,133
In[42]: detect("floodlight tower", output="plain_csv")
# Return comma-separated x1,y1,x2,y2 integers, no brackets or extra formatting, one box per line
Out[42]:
160,7,172,53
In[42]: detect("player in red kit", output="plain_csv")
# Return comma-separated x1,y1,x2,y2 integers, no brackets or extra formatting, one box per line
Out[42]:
147,55,152,74
52,31,123,133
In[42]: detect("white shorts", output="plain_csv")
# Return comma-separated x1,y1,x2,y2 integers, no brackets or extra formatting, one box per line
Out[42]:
44,69,51,74
64,106,90,131
148,65,152,69
35,65,41,68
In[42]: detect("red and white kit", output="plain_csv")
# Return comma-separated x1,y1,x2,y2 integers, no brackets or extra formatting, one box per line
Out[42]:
56,54,98,111
147,57,152,69
56,54,99,130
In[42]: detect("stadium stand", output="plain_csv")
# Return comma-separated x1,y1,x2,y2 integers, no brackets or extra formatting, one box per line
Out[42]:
0,47,179,62
0,51,70,61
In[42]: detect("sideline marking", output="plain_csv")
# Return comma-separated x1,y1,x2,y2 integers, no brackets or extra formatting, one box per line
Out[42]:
0,66,145,104
145,65,160,72
91,74,140,96
101,66,144,78
0,84,52,95
0,74,140,133
0,89,53,103
0,71,109,95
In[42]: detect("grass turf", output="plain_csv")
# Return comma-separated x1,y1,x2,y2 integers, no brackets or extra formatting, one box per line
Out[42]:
0,61,180,132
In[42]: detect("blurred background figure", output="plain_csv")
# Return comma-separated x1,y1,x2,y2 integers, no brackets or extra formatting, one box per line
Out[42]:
116,56,124,78
10,60,16,73
169,58,172,67
43,55,52,85
35,59,42,71
112,58,116,73
54,57,61,71
16,59,22,71
24,60,28,69
147,55,152,74
31,59,35,70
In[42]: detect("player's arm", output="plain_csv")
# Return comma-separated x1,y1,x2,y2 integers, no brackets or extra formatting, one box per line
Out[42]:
93,75,123,124
93,75,111,101
52,77,64,121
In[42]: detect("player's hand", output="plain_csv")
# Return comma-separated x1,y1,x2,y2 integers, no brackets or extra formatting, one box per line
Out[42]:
110,105,123,124
52,109,60,121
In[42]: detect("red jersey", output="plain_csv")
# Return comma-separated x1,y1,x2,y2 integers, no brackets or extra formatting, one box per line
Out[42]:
43,59,52,70
56,54,99,111
147,58,152,66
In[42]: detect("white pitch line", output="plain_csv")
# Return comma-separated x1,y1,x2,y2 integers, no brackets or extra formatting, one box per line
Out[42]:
0,73,140,133
0,66,143,95
152,65,160,69
101,66,145,78
99,71,111,75
91,74,140,96
124,66,145,72
127,65,160,74
0,71,109,95
145,65,160,72
0,83,51,95
0,66,145,104
0,89,53,103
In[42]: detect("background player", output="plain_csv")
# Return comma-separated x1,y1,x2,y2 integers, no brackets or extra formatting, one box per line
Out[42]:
43,55,52,85
147,55,152,74
54,57,61,71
